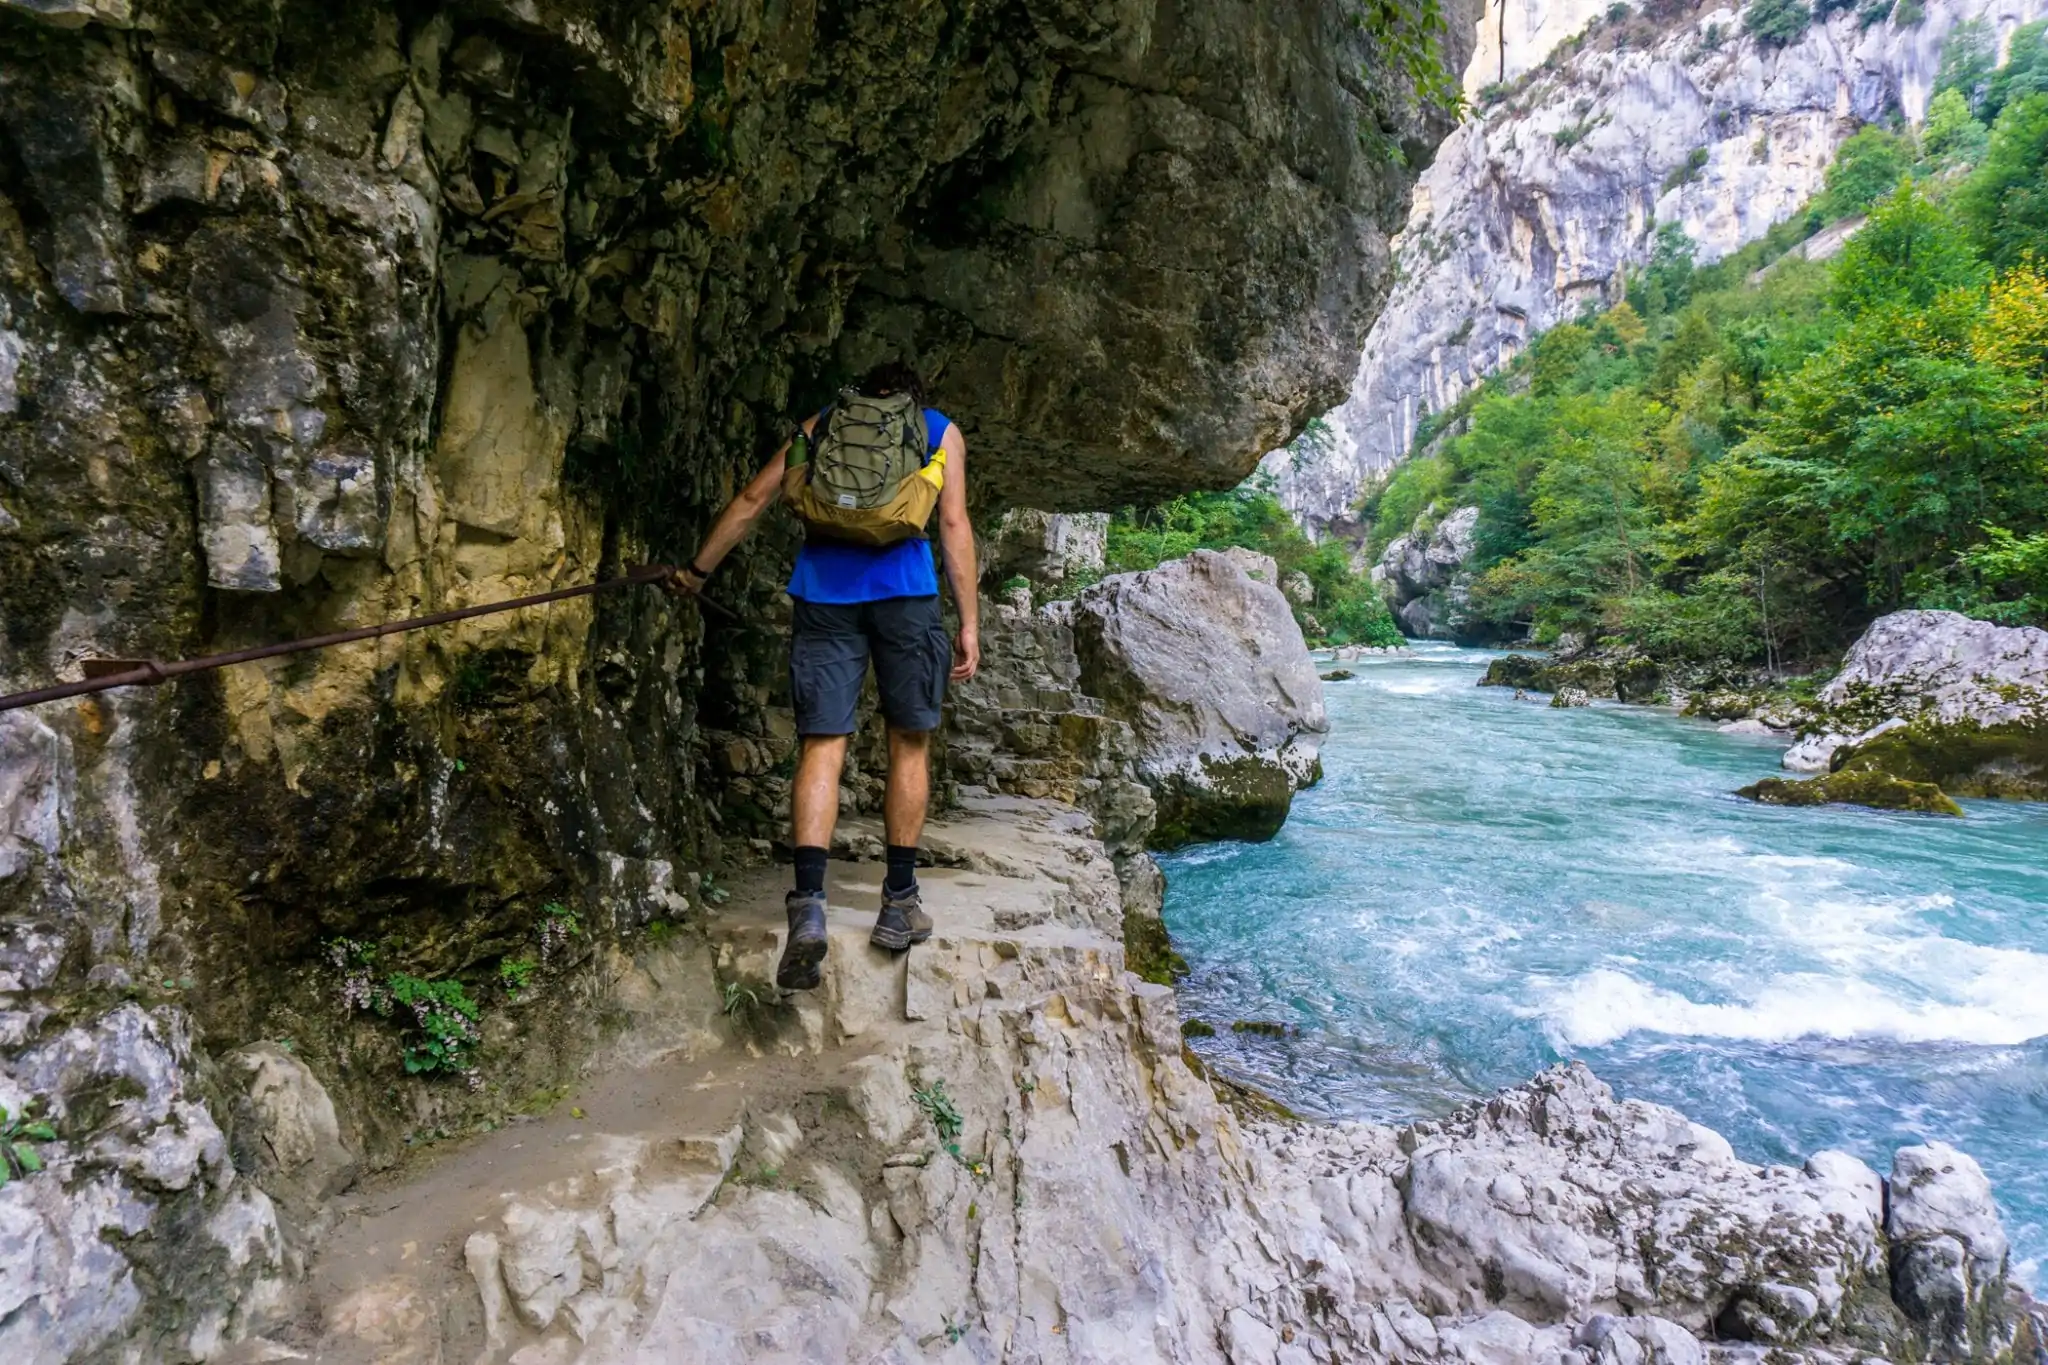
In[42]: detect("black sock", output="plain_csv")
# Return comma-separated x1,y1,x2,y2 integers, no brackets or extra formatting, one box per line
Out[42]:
793,846,828,897
885,844,919,895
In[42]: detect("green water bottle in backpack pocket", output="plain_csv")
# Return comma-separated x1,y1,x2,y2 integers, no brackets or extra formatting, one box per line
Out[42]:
781,389,945,547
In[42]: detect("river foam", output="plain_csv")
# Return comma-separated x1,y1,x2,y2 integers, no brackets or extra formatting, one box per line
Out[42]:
1167,643,2048,1287
1548,962,2048,1049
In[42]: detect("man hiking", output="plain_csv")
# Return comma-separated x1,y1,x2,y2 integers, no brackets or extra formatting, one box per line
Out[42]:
669,362,979,991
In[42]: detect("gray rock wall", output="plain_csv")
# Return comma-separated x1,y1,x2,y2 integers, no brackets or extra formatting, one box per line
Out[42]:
0,0,1472,1357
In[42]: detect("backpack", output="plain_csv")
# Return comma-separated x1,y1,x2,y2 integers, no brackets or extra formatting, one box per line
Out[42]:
780,389,944,547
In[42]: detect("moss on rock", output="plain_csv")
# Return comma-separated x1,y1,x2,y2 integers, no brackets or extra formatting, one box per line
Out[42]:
1479,654,1549,690
1738,772,1965,817
1147,755,1299,850
1121,905,1188,987
1834,720,2048,802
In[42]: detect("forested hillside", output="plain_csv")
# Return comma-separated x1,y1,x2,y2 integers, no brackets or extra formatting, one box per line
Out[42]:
1365,18,2048,662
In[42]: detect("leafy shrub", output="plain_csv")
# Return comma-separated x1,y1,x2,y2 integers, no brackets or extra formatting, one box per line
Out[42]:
1744,0,1812,47
0,1103,56,1187
382,975,482,1082
1661,147,1711,194
911,1078,963,1142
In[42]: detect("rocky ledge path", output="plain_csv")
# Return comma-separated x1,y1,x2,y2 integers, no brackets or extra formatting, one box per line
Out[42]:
270,797,2041,1365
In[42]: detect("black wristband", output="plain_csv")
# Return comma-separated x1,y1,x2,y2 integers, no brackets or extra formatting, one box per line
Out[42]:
683,560,711,579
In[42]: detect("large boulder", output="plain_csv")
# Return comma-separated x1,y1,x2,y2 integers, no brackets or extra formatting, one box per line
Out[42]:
1780,612,2048,802
1062,550,1326,847
1375,506,1480,639
1887,1143,2017,1360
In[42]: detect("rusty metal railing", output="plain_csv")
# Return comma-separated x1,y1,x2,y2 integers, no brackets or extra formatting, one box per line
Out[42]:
0,564,733,715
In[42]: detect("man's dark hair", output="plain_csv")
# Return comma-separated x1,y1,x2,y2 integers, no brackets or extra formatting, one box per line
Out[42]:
859,360,926,404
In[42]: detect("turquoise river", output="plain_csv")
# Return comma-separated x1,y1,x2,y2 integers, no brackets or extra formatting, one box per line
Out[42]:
1165,642,2048,1286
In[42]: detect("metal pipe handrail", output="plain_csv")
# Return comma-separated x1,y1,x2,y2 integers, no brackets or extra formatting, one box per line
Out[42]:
0,563,727,715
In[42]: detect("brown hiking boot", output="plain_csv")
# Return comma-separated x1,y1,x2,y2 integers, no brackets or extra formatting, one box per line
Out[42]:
776,890,829,990
868,885,932,952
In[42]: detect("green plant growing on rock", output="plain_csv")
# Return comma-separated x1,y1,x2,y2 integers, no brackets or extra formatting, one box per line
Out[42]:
326,936,383,1013
1662,147,1710,194
0,1102,57,1186
1349,0,1466,165
499,956,538,997
380,975,483,1085
537,903,582,964
1744,0,1812,48
722,979,768,1023
911,1078,963,1142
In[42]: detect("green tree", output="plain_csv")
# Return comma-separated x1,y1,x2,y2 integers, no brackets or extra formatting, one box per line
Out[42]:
1829,183,1986,317
1645,310,1720,400
1744,0,1812,48
1475,391,1665,631
1933,17,1997,117
1814,126,1912,219
1629,223,1699,316
1751,283,2045,604
1922,87,1990,167
1985,21,2048,120
1956,94,2048,270
1953,527,2048,623
1446,394,1563,568
1529,322,1595,395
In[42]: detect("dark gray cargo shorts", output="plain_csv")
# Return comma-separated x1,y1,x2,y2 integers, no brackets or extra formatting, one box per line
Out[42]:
789,595,951,736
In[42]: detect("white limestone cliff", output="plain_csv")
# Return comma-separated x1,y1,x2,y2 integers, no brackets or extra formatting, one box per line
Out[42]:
1273,0,2048,533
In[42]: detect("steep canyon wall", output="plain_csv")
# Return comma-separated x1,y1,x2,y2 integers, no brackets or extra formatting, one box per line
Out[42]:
1274,0,2048,532
0,0,1469,1357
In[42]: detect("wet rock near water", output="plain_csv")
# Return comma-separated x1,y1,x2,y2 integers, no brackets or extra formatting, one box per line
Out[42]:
1063,550,1328,849
1479,649,1667,705
1374,505,1480,642
1783,612,2048,805
1739,770,1966,819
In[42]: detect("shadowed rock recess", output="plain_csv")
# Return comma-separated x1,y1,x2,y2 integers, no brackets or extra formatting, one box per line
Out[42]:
0,0,1479,1358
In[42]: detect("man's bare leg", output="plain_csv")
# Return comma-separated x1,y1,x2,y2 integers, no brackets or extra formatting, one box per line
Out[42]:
871,727,935,950
793,734,850,850
883,728,931,848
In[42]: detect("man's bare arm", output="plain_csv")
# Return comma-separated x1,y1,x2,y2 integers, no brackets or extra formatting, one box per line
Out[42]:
675,422,813,591
934,424,979,681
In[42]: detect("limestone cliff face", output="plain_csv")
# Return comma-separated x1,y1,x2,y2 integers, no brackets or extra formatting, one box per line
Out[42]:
1274,0,2048,532
0,0,1473,1357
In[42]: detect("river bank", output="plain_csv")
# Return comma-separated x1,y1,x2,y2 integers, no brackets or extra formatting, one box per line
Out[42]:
1169,643,2048,1291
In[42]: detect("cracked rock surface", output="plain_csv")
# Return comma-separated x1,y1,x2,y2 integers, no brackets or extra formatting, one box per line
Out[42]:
289,800,2028,1365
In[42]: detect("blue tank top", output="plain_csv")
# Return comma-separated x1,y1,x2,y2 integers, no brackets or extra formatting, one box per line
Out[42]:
787,407,950,604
